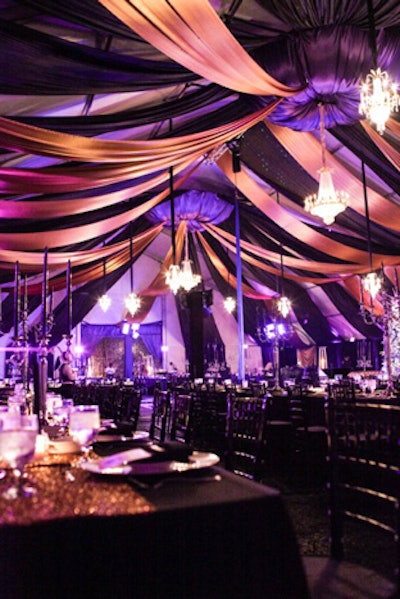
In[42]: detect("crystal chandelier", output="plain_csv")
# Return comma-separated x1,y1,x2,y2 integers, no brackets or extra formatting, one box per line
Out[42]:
224,295,236,314
99,292,111,313
363,271,381,299
359,68,399,134
358,1,399,134
277,296,291,318
124,228,141,316
178,228,201,292
166,263,182,295
98,256,111,313
304,104,349,225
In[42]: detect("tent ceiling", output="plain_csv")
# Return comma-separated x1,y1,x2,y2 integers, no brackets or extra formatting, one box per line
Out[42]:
0,0,399,346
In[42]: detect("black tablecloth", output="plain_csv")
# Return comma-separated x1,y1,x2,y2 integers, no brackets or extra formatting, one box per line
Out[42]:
0,466,309,599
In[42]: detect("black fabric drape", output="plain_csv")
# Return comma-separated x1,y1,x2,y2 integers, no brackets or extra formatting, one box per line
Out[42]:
0,18,197,95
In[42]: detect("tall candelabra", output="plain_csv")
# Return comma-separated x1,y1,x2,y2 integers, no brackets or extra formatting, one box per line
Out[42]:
360,277,399,397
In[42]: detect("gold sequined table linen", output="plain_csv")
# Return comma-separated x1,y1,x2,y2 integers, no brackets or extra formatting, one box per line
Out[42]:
0,453,153,525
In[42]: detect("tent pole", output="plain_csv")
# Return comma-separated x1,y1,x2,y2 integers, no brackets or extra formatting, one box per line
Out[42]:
231,139,245,384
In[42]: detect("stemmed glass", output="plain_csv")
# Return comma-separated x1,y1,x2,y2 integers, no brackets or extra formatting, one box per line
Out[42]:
69,405,100,462
0,413,38,499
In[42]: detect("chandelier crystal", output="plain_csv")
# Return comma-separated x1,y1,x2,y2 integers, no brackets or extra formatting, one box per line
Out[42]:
99,293,111,313
359,68,399,135
304,104,349,225
363,271,381,300
224,295,236,314
277,295,291,318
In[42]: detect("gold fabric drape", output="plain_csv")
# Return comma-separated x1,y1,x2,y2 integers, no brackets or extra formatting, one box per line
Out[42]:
99,0,304,96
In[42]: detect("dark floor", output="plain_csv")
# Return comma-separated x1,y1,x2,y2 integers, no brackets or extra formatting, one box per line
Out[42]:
138,396,397,591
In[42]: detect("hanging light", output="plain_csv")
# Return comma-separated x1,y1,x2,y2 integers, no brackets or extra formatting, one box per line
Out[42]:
276,193,291,318
98,256,111,313
361,161,381,300
224,295,236,314
166,263,182,295
124,226,141,316
165,156,183,294
359,0,399,134
304,103,349,225
223,248,236,313
277,296,291,318
178,226,201,292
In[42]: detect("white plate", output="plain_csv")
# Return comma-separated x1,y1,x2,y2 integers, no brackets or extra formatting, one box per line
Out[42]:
80,451,220,476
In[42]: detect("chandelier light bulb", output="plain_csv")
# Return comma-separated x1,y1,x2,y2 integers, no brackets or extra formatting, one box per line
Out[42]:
224,295,236,314
359,68,399,134
98,293,111,313
125,291,141,316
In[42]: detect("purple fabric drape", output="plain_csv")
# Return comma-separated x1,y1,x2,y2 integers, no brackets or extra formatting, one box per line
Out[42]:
255,26,400,130
146,190,233,232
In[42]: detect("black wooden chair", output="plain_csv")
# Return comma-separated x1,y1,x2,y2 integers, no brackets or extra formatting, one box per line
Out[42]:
328,380,356,402
287,384,327,485
116,386,142,428
326,398,400,594
170,392,194,445
149,388,171,442
224,395,268,480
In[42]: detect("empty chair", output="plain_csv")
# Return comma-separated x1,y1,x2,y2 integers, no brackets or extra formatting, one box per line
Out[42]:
149,388,171,442
224,395,268,480
287,384,327,485
170,392,194,445
116,386,142,428
326,399,400,593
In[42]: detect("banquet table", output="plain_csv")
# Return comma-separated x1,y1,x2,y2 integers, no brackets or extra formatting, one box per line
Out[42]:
0,452,309,599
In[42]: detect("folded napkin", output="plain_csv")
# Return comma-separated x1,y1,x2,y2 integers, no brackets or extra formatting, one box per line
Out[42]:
96,441,193,470
98,421,135,437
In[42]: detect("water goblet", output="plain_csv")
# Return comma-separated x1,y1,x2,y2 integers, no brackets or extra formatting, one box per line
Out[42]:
0,413,38,499
69,405,100,462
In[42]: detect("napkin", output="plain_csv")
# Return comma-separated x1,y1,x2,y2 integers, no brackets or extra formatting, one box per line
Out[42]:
98,421,135,437
96,441,193,470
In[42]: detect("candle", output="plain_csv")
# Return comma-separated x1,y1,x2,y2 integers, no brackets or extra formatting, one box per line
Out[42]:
395,268,399,293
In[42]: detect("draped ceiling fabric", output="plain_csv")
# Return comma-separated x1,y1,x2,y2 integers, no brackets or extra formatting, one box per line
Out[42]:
0,0,400,350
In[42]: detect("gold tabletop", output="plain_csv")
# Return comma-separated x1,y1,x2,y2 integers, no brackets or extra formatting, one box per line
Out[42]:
0,453,154,526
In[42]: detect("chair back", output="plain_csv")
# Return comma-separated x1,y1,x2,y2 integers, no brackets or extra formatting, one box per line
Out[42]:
150,388,171,442
170,392,194,444
116,386,142,428
327,398,400,591
225,396,267,480
328,380,355,402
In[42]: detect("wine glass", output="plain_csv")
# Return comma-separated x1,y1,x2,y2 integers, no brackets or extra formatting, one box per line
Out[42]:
69,405,100,462
0,413,38,499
